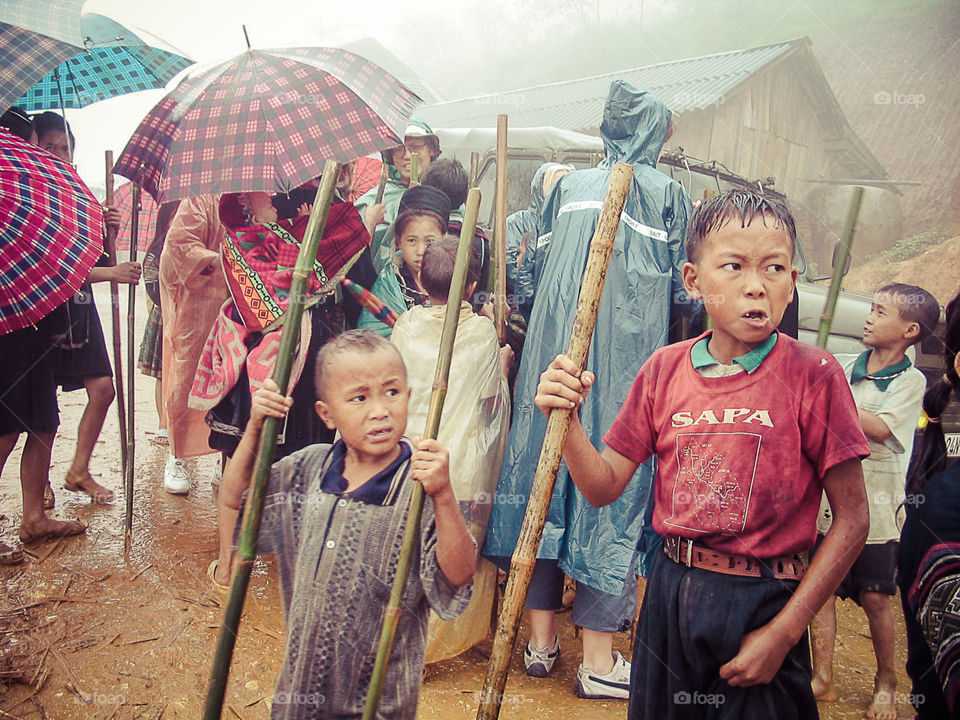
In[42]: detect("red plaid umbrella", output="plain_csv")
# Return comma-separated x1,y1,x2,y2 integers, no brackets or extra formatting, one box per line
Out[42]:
113,46,421,203
0,127,103,334
113,180,158,252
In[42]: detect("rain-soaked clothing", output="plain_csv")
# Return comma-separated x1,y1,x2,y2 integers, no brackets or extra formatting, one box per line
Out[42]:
354,164,407,275
507,163,572,310
483,82,693,595
159,195,229,458
391,303,510,663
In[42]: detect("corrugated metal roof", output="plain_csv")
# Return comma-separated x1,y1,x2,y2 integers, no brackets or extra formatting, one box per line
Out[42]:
420,40,800,130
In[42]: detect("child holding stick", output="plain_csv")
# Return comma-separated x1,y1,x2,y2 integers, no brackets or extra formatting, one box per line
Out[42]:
534,189,871,719
217,330,474,719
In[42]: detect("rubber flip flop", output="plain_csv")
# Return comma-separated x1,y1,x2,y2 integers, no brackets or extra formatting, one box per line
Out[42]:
19,520,86,545
0,542,24,566
207,559,229,593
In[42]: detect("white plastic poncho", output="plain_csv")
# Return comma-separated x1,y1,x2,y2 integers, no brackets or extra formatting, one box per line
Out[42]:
391,302,511,663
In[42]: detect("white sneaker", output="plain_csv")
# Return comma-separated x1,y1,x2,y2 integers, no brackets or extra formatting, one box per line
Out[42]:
164,456,190,495
575,651,631,699
523,635,560,677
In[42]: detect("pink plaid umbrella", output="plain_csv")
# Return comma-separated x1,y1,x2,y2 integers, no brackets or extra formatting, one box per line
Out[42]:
0,127,103,334
113,180,157,252
113,46,421,203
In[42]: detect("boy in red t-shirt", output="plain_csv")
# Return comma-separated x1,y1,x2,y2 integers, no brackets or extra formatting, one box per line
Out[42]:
535,189,871,719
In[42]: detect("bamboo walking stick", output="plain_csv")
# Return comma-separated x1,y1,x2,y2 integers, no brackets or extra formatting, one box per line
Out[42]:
374,162,389,204
469,151,480,190
816,186,863,349
410,152,419,186
123,183,140,553
361,188,482,720
202,161,341,720
476,162,634,720
103,151,129,485
493,114,508,342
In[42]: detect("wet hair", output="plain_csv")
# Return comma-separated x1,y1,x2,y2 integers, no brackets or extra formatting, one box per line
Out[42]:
33,110,75,147
907,290,960,495
313,329,406,401
421,158,469,209
0,106,33,141
877,283,940,345
393,209,446,248
420,235,482,302
686,189,796,263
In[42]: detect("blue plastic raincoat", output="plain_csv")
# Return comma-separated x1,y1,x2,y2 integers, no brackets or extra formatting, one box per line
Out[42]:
484,81,693,594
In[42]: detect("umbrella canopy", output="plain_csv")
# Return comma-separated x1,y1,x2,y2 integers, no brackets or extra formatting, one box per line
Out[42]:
113,46,422,203
113,180,158,253
0,0,85,110
16,13,193,111
0,127,104,335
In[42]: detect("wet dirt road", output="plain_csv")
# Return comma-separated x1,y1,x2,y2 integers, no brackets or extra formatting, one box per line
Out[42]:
0,285,914,719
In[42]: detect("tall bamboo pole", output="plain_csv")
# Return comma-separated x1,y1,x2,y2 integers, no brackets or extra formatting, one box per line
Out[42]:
361,188,482,720
103,152,129,485
469,151,480,189
816,186,863,349
123,183,140,553
410,152,419,186
493,114,508,343
202,161,341,720
476,162,634,720
374,162,389,204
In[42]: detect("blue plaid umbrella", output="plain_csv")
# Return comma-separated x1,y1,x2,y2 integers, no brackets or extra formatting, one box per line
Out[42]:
0,0,85,110
16,13,193,111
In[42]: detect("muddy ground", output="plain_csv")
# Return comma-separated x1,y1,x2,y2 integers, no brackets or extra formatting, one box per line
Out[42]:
0,285,913,719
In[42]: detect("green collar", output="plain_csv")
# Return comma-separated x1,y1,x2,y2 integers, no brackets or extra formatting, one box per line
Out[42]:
690,332,778,374
850,350,912,391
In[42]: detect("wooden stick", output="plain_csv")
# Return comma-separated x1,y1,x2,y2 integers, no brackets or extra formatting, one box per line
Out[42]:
475,162,634,720
469,152,480,189
493,114,508,343
104,151,129,485
202,161,341,720
410,153,419,186
816,186,863,348
374,163,389,205
124,182,140,554
362,188,482,720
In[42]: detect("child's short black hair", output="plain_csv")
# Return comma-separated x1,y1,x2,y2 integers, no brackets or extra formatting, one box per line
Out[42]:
32,110,75,146
878,282,940,345
393,209,447,249
313,329,406,401
420,158,469,209
420,235,482,302
0,106,33,141
686,189,796,263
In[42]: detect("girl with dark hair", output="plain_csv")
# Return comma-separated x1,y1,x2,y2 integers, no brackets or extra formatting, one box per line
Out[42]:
898,289,960,719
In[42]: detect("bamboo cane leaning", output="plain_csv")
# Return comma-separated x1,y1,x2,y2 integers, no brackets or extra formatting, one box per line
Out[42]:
103,151,129,492
476,162,634,720
410,152,420,186
374,163,389,205
361,187,483,720
124,183,140,553
493,114,508,343
202,160,341,720
816,186,863,349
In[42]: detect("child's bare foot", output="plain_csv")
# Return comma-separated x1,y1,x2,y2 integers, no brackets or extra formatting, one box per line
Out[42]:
865,676,897,720
19,517,86,544
812,675,839,703
64,471,115,504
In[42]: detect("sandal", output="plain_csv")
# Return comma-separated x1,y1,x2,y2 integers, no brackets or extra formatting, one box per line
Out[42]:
19,519,86,545
43,484,55,510
0,542,24,566
207,559,230,593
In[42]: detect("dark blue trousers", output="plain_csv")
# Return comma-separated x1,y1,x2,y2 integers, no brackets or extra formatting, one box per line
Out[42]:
629,552,819,720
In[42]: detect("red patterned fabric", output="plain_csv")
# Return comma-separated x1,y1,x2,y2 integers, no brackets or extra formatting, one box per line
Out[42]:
348,156,384,202
0,128,103,334
113,47,421,204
